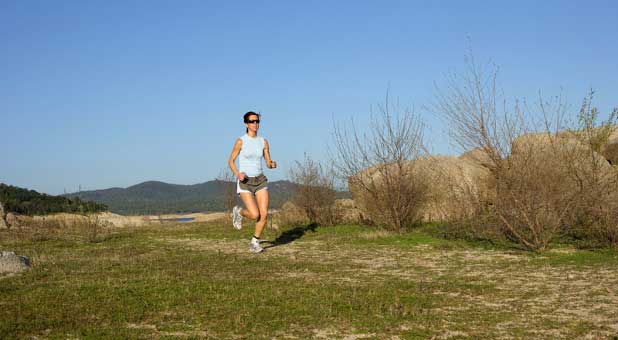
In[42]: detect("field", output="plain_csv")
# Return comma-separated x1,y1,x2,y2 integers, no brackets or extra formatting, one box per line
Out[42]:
1,220,618,339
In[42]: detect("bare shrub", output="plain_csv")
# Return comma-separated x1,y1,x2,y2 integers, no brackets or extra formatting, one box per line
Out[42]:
216,168,237,222
562,93,618,247
288,154,337,226
331,96,428,232
431,56,613,251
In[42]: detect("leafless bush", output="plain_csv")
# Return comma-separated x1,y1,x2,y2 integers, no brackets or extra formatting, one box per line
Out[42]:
563,93,618,247
288,154,338,226
434,56,618,250
331,96,428,232
216,168,237,220
434,55,618,250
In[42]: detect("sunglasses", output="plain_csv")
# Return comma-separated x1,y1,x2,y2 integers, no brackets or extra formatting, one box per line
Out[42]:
246,119,260,124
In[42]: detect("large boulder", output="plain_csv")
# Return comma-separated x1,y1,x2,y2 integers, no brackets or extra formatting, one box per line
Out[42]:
600,129,618,165
0,251,30,275
276,201,308,226
459,147,495,169
603,141,618,165
511,132,613,178
413,155,493,221
557,127,618,165
349,155,493,223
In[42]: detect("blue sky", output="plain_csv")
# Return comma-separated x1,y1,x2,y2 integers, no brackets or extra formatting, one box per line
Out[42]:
2,0,617,195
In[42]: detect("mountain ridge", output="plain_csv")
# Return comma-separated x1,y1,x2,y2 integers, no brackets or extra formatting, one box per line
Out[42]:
62,179,301,215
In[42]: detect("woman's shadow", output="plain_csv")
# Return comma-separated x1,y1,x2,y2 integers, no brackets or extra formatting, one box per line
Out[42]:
261,223,317,249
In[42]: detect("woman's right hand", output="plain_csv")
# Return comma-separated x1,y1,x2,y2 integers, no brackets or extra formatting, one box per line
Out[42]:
237,172,247,182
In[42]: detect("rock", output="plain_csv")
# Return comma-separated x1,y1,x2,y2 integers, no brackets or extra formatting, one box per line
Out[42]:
459,147,495,169
602,141,618,165
0,201,7,229
413,155,493,221
277,201,308,226
511,132,613,176
333,199,363,224
557,127,618,165
0,251,30,275
5,213,19,228
349,155,493,223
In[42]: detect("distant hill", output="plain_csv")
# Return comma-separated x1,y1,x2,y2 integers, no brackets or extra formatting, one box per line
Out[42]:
0,183,107,215
62,180,310,215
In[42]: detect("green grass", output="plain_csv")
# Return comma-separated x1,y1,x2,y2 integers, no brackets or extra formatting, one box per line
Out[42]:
1,221,617,339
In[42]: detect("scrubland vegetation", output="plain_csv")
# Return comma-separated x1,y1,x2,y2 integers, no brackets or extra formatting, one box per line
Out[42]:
284,57,618,253
3,56,618,339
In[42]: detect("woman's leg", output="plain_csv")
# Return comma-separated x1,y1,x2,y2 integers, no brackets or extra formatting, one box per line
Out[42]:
254,189,269,238
239,193,260,220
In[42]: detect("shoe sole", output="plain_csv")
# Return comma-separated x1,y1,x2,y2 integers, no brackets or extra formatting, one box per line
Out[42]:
232,207,242,230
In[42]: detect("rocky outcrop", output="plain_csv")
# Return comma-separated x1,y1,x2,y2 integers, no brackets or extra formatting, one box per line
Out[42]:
595,128,618,165
277,201,308,226
511,133,614,181
459,147,495,169
603,141,618,165
414,155,493,221
349,155,493,223
556,128,618,166
0,251,30,275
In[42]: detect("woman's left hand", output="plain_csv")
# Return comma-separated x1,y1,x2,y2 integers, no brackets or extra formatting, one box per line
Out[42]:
268,160,277,169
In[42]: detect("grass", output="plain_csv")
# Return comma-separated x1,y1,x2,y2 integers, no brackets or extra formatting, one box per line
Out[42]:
1,221,618,339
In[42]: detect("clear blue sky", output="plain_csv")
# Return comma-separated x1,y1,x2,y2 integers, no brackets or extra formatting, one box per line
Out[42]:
2,1,617,195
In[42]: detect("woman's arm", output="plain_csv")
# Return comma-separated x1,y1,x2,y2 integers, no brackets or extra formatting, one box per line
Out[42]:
228,138,246,181
263,139,277,169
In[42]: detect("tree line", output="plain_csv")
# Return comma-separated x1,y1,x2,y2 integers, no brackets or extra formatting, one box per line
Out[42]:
0,183,108,215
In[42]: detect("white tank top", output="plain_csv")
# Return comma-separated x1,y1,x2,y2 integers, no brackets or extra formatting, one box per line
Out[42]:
238,134,265,177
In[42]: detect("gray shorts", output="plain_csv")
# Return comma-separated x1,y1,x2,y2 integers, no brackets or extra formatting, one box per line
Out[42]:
237,174,268,195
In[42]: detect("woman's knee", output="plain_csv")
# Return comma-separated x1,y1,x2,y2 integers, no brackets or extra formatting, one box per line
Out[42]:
247,210,260,220
258,211,268,222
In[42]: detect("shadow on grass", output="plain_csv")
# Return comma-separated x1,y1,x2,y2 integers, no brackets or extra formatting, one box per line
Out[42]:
262,223,318,249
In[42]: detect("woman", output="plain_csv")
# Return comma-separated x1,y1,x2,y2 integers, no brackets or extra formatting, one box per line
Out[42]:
227,111,277,253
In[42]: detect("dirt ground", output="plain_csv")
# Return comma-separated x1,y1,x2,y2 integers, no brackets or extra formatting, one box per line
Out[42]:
160,235,618,339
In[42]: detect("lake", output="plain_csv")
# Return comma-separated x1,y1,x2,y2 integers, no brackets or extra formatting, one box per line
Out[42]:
161,217,195,222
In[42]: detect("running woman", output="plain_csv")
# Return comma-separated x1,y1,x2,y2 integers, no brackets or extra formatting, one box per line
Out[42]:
227,111,277,253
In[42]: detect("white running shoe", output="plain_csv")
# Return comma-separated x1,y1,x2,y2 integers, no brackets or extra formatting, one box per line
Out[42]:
232,206,242,230
249,238,263,253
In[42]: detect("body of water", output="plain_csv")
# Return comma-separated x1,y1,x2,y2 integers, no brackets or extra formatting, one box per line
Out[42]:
161,217,195,222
